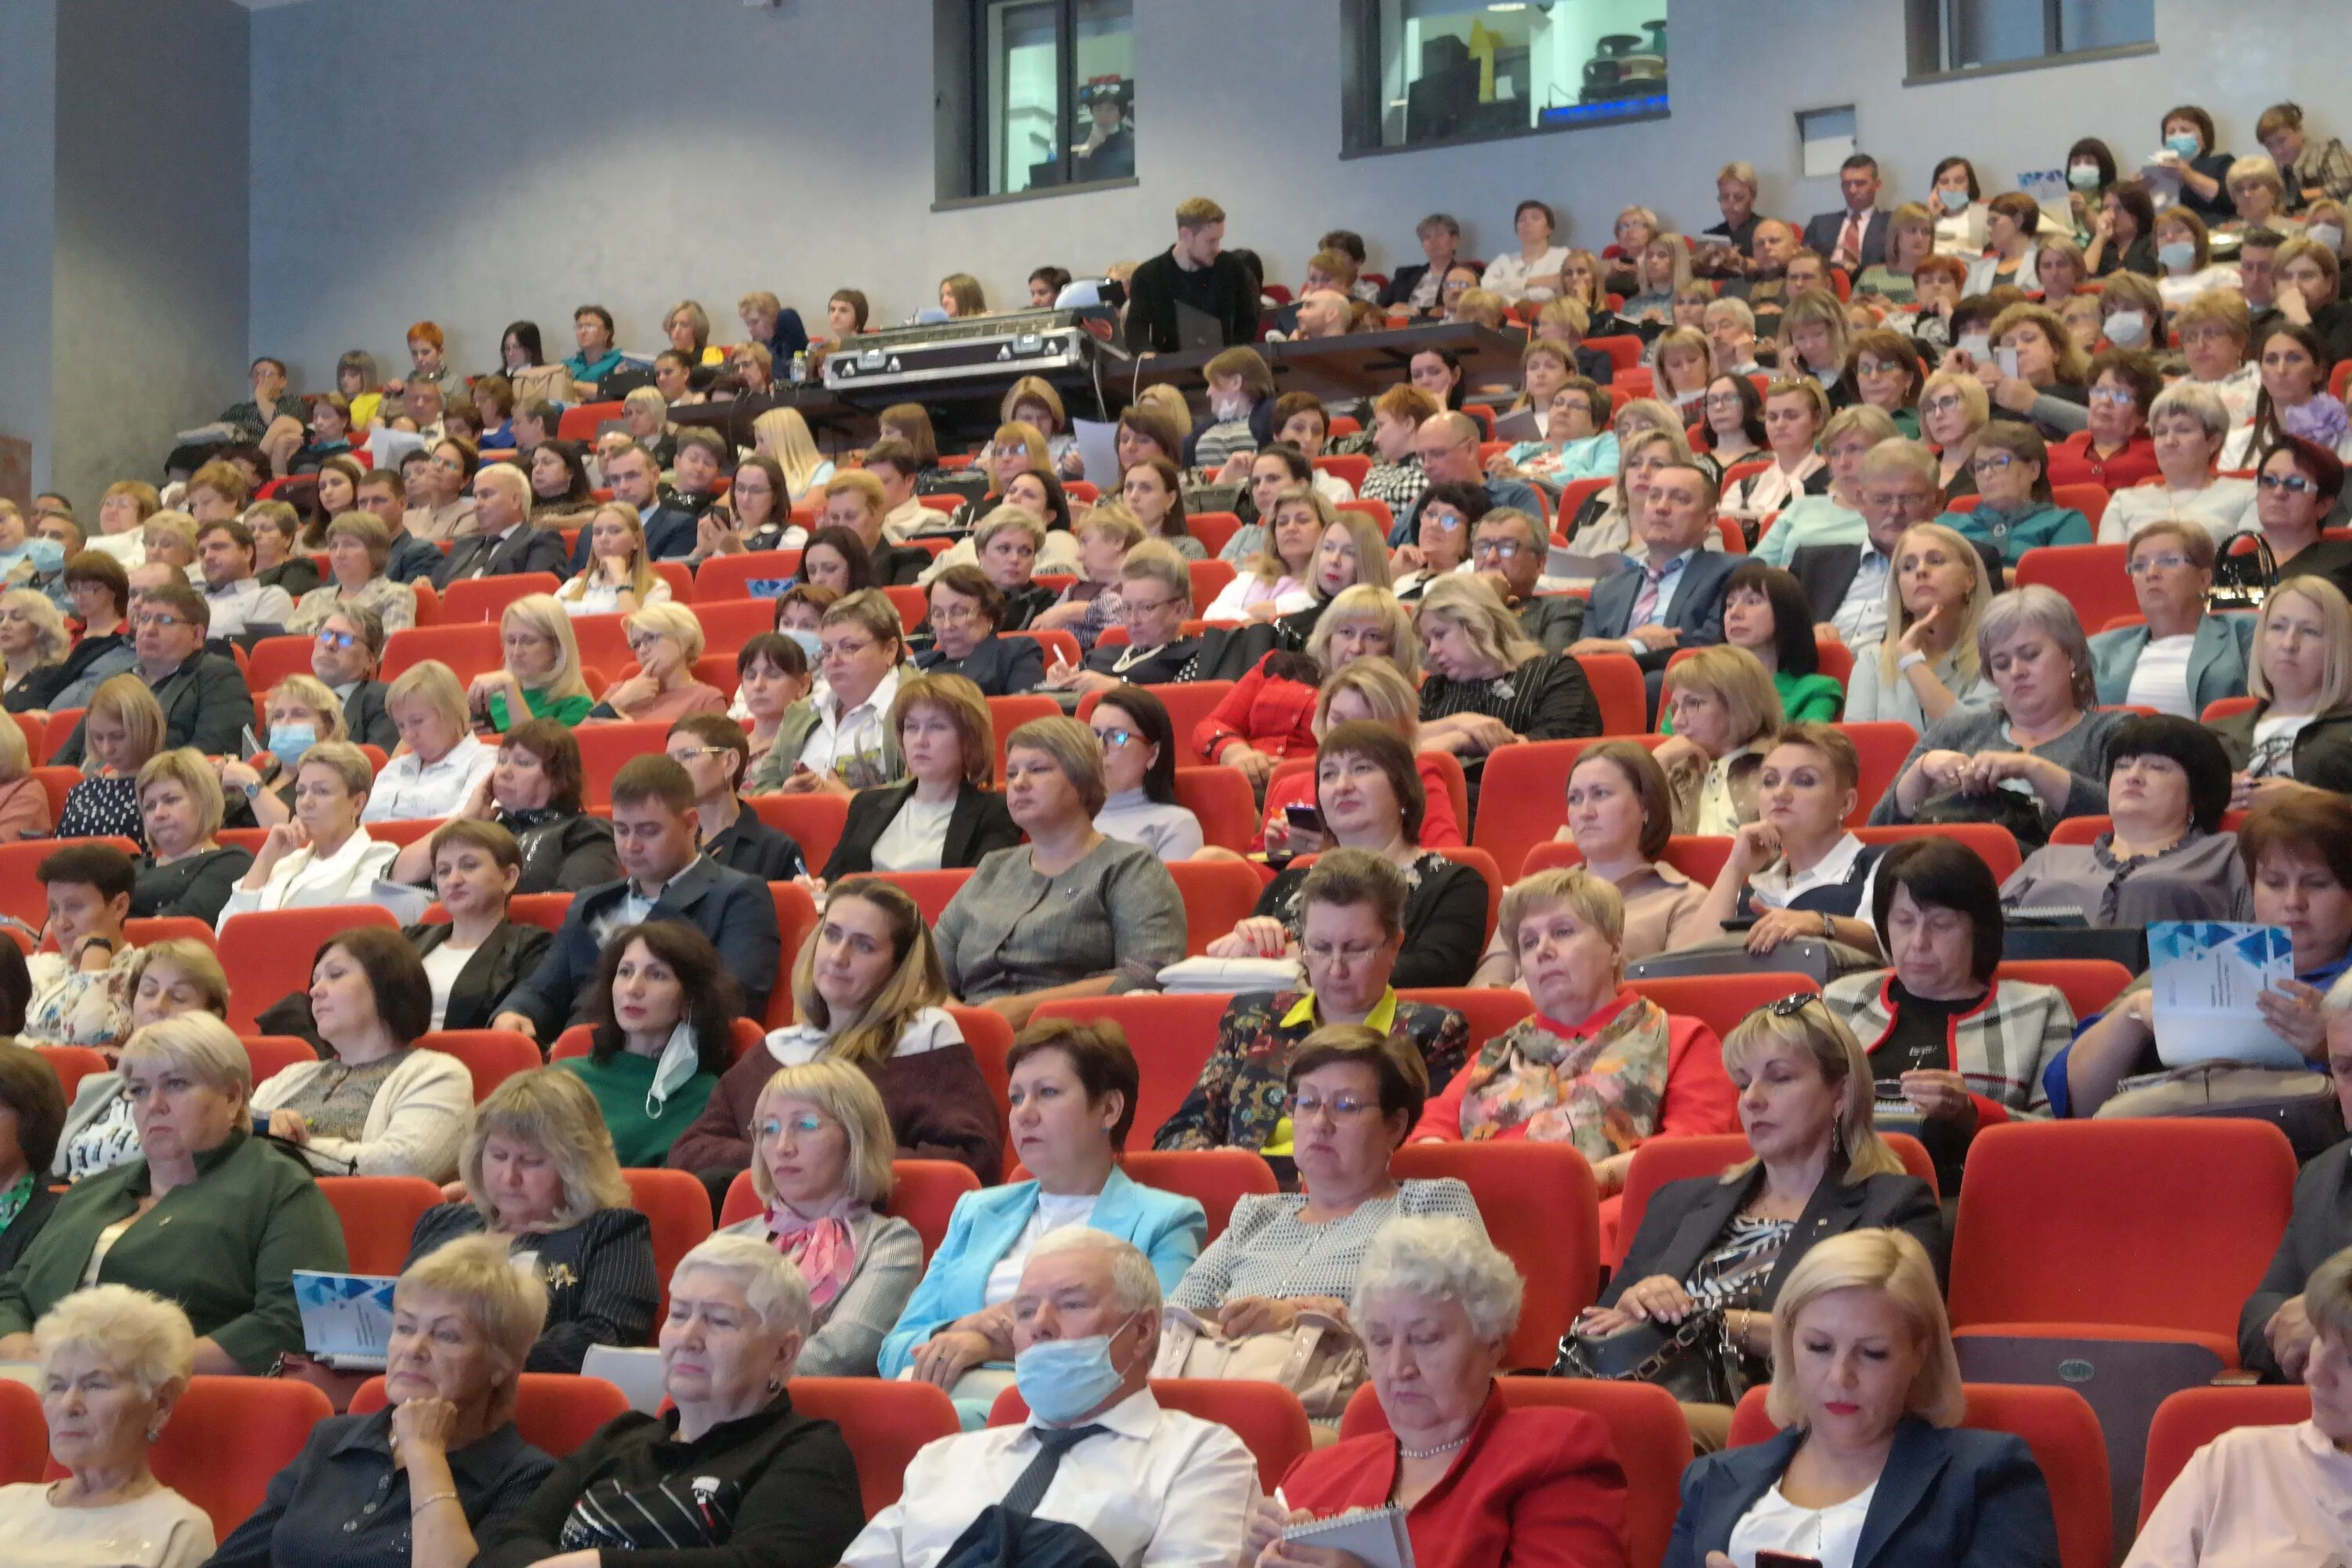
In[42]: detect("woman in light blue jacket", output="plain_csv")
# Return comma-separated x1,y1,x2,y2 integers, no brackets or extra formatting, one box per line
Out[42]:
879,1018,1204,1425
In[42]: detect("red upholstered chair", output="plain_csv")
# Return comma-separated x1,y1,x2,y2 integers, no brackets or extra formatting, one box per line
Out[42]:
1396,987,1533,1055
2047,814,2108,847
1576,652,1649,736
1623,973,1820,1048
318,1175,446,1274
1832,721,1920,826
350,1373,627,1457
1341,1377,1692,1568
419,1029,541,1102
942,1004,1012,1142
1852,822,2022,882
1472,736,1671,894
240,1033,318,1089
983,695,1063,781
1992,959,2134,1022
218,905,402,1033
574,721,671,808
1119,1149,1279,1240
695,551,800,604
624,1167,717,1334
791,1377,960,1516
1390,1142,1599,1370
1187,557,1238,609
506,892,574,933
2016,543,2133,633
1337,497,1393,539
362,816,445,851
31,1044,108,1105
1428,843,1504,945
721,1160,979,1265
1314,453,1370,492
241,633,316,697
1168,858,1270,956
0,1378,39,1483
2140,1385,2311,1528
748,792,848,876
124,1377,332,1541
993,1380,1312,1494
1947,1121,2296,1366
1172,766,1259,854
440,572,561,622
871,868,972,924
381,622,500,681
766,880,820,1025
1030,992,1231,1145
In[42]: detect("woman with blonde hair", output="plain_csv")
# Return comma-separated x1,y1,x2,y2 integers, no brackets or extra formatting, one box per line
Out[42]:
750,405,833,503
944,421,1051,536
58,675,165,843
673,876,1004,1185
1650,326,1718,421
1656,645,1786,836
217,672,350,831
1032,501,1142,651
0,1286,215,1564
1919,366,1994,501
470,594,593,734
132,749,248,923
403,1068,658,1373
2209,575,2352,799
1567,424,1696,558
983,375,1080,477
938,272,986,318
215,741,397,924
1620,232,1693,325
1203,485,1324,622
1253,655,1462,855
0,695,48,840
285,513,417,634
662,299,721,365
365,659,496,823
1846,522,1996,727
593,601,724,724
1779,289,1855,390
0,586,70,713
619,386,674,470
1857,202,1939,306
1417,575,1602,789
1666,1229,2056,1566
555,502,668,617
716,1059,924,1376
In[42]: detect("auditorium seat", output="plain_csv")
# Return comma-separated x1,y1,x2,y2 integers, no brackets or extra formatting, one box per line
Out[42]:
350,1372,627,1458
1030,992,1231,1145
2139,1384,2310,1529
0,837,136,927
983,695,1062,781
1314,453,1370,492
992,1380,1312,1494
1428,842,1504,944
1337,496,1393,539
419,1029,539,1102
1576,652,1649,736
1614,1132,1940,1267
749,791,848,874
623,1167,717,1334
871,867,971,924
1171,765,1257,853
38,709,82,764
790,1377,960,1517
1833,720,1920,826
1472,737,1668,895
504,891,575,934
1003,626,1080,670
565,612,631,674
1391,1142,1599,1371
574,720,670,808
1727,1382,2114,1568
440,572,560,623
319,1174,445,1274
240,1033,317,1088
0,1379,38,1484
695,597,773,657
1168,857,1273,956
219,905,401,1033
131,1377,332,1541
1991,958,2133,1022
1624,972,1820,1048
1118,1148,1279,1240
722,1159,979,1265
380,622,499,682
1341,1377,1691,1568
362,815,445,851
766,879,820,1025
944,1003,1013,1138
1853,822,2021,882
2016,543,2133,632
1947,1120,2296,1367
31,1044,107,1105
1396,985,1532,1054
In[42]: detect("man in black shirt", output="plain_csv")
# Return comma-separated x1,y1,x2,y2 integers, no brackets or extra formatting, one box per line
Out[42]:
1123,196,1257,353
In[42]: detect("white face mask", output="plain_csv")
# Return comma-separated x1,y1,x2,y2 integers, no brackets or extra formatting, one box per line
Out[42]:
1209,394,1247,423
2309,223,2345,253
2103,310,2149,347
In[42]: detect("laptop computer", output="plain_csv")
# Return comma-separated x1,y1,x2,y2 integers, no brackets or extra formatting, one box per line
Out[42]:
293,1270,397,1371
1173,300,1225,352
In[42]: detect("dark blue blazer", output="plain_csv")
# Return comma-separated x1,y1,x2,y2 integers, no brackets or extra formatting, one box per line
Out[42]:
1582,547,1739,673
499,856,780,1038
1802,208,1891,269
1665,1416,2059,1568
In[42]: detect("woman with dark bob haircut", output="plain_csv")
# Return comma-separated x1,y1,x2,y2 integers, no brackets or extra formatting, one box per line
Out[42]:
2001,714,2249,927
1818,837,2079,1189
0,1047,65,1270
561,920,742,1167
386,717,619,895
1719,561,1842,723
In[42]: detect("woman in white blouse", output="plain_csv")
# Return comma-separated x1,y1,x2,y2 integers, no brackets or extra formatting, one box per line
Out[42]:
1845,523,1996,729
2098,383,2258,545
215,741,397,930
1480,198,1570,305
2153,208,2243,311
250,926,471,1181
361,659,495,822
1202,486,1324,622
556,502,671,618
1722,380,1831,526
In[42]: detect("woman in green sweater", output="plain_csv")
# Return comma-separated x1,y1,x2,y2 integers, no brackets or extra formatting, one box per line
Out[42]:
1723,561,1846,721
558,920,738,1167
468,593,595,735
0,1012,347,1372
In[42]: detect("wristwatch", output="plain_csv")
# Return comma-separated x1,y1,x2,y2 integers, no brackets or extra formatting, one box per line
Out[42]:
1820,912,1835,940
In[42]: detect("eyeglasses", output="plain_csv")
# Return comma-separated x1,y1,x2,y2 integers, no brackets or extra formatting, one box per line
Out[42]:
2088,387,2136,407
1765,993,1820,1019
1424,512,1465,531
752,1114,832,1140
1920,394,1965,416
666,746,728,765
1969,453,2018,474
1290,1092,1379,1121
1122,594,1181,615
134,614,187,630
931,603,980,624
1091,727,1137,748
2259,473,2318,494
2126,552,2193,575
1472,539,1528,559
624,635,670,655
314,630,358,650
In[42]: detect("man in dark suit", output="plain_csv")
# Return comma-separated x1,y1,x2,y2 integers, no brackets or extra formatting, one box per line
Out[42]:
1472,508,1584,655
307,601,400,750
568,443,695,572
1801,153,1891,274
435,464,568,589
1789,440,1992,648
1123,195,1257,353
1377,212,1463,320
53,579,251,766
1394,412,1544,546
492,755,782,1042
665,713,805,881
1570,462,1739,717
353,470,447,586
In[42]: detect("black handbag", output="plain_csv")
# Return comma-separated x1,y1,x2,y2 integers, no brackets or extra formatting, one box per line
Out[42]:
1552,1308,1741,1406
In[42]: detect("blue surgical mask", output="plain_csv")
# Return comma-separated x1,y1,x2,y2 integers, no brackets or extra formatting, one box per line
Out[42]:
2103,310,2149,347
1014,1317,1139,1425
782,627,822,659
2069,162,2103,189
2165,132,2201,159
1936,187,1972,213
267,722,317,768
2158,240,2197,272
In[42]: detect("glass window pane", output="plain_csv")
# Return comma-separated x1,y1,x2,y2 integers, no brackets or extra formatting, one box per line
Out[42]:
985,0,1060,195
1374,0,1666,151
1071,0,1133,183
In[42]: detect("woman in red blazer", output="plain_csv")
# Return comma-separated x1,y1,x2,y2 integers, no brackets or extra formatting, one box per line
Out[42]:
1245,1217,1632,1568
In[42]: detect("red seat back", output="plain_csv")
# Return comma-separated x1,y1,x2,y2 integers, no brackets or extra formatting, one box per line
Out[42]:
624,1167,717,1334
1623,973,1819,1050
350,1372,628,1456
749,793,848,877
1852,822,2021,882
140,1377,332,1541
1172,766,1258,854
790,1377,959,1516
1832,720,1920,826
945,1003,1014,1143
0,1379,39,1483
381,622,501,682
1575,652,1648,736
993,1379,1311,1494
419,1029,540,1102
440,572,561,623
574,721,671,808
1167,858,1270,956
766,880,820,1025
317,1174,445,1275
2140,1385,2311,1528
695,553,800,605
31,1044,108,1105
1118,1149,1279,1240
1030,993,1232,1147
1390,1142,1599,1370
2015,543,2133,633
218,905,401,1033
871,868,971,924
1992,959,2133,1023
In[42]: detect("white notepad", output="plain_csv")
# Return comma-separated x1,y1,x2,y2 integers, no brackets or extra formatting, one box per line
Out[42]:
1283,1504,1415,1568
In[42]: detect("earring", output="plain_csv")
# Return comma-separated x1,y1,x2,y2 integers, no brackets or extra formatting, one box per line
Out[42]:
766,1375,783,1394
1831,1117,1848,1159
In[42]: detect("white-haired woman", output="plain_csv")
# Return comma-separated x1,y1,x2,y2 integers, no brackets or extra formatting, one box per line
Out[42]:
0,1285,212,1566
0,585,71,714
213,741,397,927
1665,1229,2060,1568
0,1014,347,1374
475,1235,866,1568
2095,382,2258,545
210,1236,557,1568
403,1069,659,1374
717,1058,923,1377
1247,1219,1633,1568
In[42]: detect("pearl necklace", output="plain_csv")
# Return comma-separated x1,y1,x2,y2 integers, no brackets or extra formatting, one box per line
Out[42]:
1396,1432,1472,1460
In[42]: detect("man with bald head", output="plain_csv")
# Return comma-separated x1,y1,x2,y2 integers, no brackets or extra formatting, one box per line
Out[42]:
1726,217,1798,339
1392,410,1544,546
1291,289,1354,339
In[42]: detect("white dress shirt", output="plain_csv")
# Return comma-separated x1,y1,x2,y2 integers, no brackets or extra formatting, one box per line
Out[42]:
2124,633,2198,718
800,665,902,782
1830,543,1894,648
2124,1420,2352,1568
203,576,296,637
362,733,496,822
1479,246,1570,304
214,829,398,931
885,497,941,543
839,1387,1258,1568
2096,478,2259,546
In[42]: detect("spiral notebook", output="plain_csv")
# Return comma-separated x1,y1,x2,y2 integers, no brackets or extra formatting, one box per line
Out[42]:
1283,1504,1415,1567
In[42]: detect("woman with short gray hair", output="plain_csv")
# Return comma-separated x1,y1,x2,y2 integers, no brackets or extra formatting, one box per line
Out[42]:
2096,380,2259,544
477,1232,866,1568
0,1285,214,1565
1245,1218,1635,1568
1876,586,2125,840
